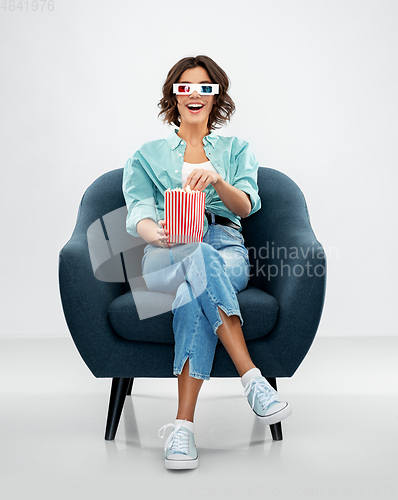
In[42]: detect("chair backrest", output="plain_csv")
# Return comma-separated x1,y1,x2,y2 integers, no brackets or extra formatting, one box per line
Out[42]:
78,166,312,289
74,168,126,237
243,166,310,248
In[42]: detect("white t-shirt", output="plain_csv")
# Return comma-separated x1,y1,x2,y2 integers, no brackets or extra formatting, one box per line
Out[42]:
182,161,218,187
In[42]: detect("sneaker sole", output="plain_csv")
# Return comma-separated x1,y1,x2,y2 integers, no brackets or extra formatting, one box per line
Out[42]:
165,457,198,470
255,403,292,425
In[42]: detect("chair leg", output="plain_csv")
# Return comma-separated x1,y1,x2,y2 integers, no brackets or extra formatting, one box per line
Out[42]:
126,378,134,396
266,377,284,441
104,378,131,441
269,421,283,441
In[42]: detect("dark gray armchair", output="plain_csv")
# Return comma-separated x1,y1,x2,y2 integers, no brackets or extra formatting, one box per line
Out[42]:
58,166,326,442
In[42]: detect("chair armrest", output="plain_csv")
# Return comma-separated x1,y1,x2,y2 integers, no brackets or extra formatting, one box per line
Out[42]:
248,231,326,377
59,235,127,377
243,168,327,376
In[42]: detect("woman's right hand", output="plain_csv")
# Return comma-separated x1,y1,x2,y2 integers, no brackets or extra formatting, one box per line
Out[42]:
156,220,174,248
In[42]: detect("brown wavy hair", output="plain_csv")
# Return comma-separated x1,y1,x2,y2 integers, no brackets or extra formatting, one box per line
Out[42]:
158,55,236,131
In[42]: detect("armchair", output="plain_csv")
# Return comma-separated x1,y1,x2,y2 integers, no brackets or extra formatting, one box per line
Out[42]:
58,166,326,442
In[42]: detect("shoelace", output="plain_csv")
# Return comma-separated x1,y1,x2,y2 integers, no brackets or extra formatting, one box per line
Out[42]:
158,423,190,455
243,378,280,410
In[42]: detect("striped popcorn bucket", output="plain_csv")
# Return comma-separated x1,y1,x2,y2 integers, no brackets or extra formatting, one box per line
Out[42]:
165,188,206,244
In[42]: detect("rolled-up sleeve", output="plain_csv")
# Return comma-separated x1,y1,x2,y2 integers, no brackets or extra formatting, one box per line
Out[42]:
122,156,158,237
232,142,261,216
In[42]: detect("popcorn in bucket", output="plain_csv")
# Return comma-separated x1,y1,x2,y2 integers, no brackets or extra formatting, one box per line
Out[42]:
164,186,206,243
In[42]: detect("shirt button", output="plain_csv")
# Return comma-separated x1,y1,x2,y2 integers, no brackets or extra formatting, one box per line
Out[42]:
179,154,182,157
175,170,179,173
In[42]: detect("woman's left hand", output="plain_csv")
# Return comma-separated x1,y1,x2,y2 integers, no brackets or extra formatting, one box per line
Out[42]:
184,169,221,192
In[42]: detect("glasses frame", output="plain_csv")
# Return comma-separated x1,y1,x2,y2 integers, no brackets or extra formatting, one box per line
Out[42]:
173,83,219,96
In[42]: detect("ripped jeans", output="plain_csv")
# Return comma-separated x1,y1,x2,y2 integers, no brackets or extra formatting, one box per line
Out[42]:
141,223,250,380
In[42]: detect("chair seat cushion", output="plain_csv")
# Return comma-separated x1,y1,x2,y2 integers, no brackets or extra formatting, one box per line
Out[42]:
108,286,279,344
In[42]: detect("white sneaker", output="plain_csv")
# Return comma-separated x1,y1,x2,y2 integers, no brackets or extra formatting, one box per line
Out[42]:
158,420,198,470
243,376,292,425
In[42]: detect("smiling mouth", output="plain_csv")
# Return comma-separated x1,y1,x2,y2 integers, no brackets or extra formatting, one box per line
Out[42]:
186,104,204,113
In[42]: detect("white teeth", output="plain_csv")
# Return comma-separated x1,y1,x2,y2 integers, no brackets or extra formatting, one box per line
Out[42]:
188,104,203,108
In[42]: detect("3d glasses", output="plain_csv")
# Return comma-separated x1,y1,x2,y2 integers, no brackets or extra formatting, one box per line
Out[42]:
173,83,219,95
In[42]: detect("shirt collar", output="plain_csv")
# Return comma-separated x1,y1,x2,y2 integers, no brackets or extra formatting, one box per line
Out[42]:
203,131,219,149
166,128,219,150
166,129,184,150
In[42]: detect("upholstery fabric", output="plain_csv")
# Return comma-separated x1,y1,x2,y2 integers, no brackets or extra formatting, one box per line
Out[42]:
108,286,279,344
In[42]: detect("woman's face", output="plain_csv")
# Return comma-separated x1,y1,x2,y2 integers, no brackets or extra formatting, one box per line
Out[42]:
176,66,216,129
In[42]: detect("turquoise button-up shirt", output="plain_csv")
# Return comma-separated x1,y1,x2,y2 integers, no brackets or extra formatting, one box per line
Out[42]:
122,129,261,237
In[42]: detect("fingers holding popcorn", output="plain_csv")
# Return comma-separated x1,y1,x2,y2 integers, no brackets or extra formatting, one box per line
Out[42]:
184,169,219,191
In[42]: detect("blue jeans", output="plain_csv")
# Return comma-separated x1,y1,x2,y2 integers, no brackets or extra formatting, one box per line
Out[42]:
141,223,250,381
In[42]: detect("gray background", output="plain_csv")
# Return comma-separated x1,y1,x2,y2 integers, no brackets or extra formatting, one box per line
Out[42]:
1,0,397,337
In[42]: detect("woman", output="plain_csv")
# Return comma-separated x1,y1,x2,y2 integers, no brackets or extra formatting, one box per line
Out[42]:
122,55,291,470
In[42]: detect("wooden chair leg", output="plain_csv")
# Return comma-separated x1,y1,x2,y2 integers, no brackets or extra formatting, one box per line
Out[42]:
105,378,131,441
126,378,134,396
266,377,284,441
